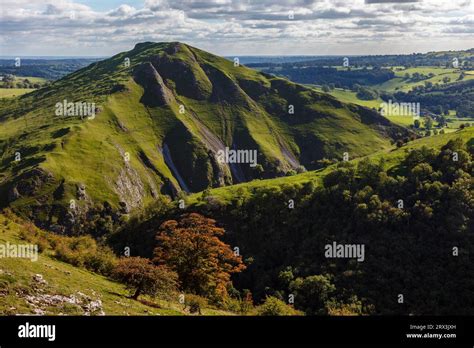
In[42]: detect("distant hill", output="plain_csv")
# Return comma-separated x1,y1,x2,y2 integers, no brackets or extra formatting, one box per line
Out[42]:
248,49,474,69
0,58,102,80
0,42,408,232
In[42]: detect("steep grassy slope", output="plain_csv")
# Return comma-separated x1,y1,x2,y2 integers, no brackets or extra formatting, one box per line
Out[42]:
0,42,409,231
187,127,474,204
0,212,233,315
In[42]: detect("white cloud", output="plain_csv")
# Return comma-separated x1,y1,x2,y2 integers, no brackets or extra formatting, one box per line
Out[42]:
0,0,472,56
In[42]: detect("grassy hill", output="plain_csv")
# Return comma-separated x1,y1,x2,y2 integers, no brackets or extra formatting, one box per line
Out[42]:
0,42,408,232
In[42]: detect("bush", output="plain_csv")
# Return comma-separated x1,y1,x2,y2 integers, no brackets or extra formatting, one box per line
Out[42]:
296,165,307,174
326,295,365,316
18,222,51,252
54,235,117,276
12,211,117,275
184,294,208,314
223,294,254,314
256,296,302,316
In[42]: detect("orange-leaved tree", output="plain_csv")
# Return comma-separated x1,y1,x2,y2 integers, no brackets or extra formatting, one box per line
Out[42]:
113,256,178,300
153,213,245,301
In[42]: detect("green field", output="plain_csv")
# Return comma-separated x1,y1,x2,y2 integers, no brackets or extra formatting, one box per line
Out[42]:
310,86,382,108
374,66,472,92
444,116,473,133
0,76,48,98
0,88,35,98
11,76,47,84
310,86,418,127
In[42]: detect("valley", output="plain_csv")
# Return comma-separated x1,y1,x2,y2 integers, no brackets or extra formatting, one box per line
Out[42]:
0,43,472,317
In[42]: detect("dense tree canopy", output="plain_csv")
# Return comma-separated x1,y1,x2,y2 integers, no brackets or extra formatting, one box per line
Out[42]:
115,138,473,315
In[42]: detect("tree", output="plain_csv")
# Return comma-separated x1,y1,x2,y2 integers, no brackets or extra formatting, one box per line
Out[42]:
113,257,178,300
438,115,447,127
356,87,378,100
153,213,246,301
409,162,433,183
322,84,330,92
424,116,433,130
289,275,336,315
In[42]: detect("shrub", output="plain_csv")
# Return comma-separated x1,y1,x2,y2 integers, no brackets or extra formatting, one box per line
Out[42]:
18,222,51,252
256,296,302,316
326,295,364,316
184,294,208,314
296,165,307,174
10,212,117,276
223,293,254,314
54,235,117,276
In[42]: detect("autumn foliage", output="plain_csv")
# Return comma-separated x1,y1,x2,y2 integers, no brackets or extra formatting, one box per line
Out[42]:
113,256,178,300
153,213,245,301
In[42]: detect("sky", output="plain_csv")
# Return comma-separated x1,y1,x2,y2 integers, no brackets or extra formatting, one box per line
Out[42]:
0,0,473,57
